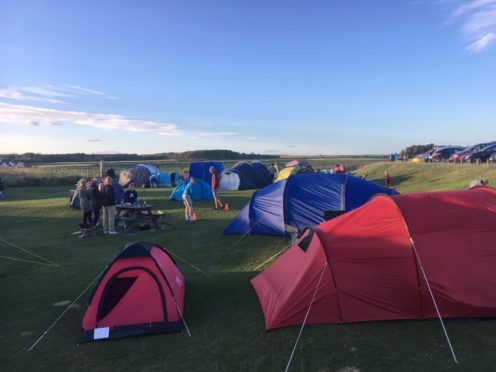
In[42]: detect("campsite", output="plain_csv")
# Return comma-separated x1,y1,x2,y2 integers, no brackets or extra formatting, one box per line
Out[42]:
2,158,496,371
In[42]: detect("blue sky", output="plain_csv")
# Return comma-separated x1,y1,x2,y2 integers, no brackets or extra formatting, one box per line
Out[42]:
1,0,496,155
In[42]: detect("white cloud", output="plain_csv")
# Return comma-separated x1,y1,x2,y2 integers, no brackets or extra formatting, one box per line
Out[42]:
0,102,238,139
440,0,496,52
247,136,257,140
0,84,117,104
466,32,496,51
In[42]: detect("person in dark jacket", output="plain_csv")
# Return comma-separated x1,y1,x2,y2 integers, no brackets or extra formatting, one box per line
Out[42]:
100,176,117,234
124,183,138,204
88,179,102,227
77,179,92,226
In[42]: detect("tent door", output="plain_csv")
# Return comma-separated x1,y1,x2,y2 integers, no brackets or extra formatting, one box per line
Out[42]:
96,266,168,325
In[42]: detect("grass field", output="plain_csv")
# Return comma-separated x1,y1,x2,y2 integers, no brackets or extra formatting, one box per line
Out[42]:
1,161,496,371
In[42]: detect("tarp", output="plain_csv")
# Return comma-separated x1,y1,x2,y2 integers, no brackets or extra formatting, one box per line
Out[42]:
170,180,214,201
224,173,397,236
189,162,224,185
251,187,496,330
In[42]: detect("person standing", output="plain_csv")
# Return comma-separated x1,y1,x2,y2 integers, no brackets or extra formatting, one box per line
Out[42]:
88,179,102,227
268,163,277,181
100,176,117,234
209,166,224,210
182,176,196,221
77,179,92,226
384,171,393,188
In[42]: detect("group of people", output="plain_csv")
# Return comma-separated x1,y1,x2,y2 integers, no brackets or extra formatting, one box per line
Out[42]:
181,166,225,222
75,176,119,234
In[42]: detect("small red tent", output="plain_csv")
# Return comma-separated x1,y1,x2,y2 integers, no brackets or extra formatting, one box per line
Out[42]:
80,242,186,342
252,187,496,330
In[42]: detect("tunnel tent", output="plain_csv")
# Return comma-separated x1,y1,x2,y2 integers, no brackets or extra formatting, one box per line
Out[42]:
119,164,160,188
224,173,397,236
188,161,224,185
170,179,214,201
220,161,272,191
157,172,180,187
80,241,186,342
252,187,496,331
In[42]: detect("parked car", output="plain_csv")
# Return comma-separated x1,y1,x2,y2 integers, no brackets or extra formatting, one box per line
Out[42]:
489,152,496,163
465,144,496,163
415,148,437,162
430,146,465,162
452,142,496,162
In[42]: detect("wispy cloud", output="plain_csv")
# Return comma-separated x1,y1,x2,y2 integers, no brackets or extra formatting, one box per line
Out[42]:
87,139,102,142
0,102,238,139
440,0,496,52
0,84,117,104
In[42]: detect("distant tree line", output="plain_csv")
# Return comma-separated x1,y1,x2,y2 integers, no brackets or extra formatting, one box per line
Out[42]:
399,144,435,159
0,150,278,164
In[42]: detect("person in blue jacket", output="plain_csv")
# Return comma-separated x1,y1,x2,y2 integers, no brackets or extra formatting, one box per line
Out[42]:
182,176,196,221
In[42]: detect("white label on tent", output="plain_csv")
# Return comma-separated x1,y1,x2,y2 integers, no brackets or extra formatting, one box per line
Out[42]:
94,327,110,340
175,275,182,287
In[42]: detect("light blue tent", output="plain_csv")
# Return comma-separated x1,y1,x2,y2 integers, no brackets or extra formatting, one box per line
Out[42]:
224,173,397,236
170,180,214,201
157,172,180,187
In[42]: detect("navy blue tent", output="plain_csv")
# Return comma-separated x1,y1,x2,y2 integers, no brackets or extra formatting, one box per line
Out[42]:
170,180,214,201
189,162,224,185
224,173,398,236
220,161,272,190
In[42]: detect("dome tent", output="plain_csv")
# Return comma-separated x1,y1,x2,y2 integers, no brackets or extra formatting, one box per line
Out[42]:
80,242,186,342
224,173,396,236
220,161,272,191
275,159,314,182
170,180,213,201
252,187,496,331
119,164,160,188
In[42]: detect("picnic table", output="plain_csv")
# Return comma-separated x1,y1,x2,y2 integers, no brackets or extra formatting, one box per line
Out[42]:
115,203,166,232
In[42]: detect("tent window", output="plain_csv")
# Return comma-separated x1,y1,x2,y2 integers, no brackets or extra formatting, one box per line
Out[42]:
98,276,137,322
323,210,346,221
298,230,314,252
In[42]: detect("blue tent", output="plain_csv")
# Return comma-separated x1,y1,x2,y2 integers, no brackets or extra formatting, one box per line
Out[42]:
189,162,224,185
157,172,180,187
224,173,398,236
170,180,214,201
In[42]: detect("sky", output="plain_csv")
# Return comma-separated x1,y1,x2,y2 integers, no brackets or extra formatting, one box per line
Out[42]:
1,0,496,155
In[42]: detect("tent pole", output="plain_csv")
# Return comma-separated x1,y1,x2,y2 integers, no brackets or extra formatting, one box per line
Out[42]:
26,267,107,351
410,238,459,364
284,262,328,372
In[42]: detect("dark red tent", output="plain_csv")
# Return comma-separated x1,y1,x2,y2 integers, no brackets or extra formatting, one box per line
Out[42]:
252,187,496,330
80,242,186,342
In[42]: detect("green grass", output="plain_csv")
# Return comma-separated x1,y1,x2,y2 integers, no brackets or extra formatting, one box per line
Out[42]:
1,162,496,371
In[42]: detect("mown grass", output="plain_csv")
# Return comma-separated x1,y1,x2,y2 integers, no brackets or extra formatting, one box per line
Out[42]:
1,162,496,371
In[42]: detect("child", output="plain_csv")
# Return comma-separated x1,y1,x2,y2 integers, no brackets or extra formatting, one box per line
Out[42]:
77,179,92,226
384,171,393,188
182,176,196,221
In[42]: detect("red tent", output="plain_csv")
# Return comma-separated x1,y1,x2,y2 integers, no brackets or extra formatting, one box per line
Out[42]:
80,242,186,342
252,187,496,330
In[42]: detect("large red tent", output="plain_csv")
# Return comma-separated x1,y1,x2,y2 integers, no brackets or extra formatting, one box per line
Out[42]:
252,187,496,330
